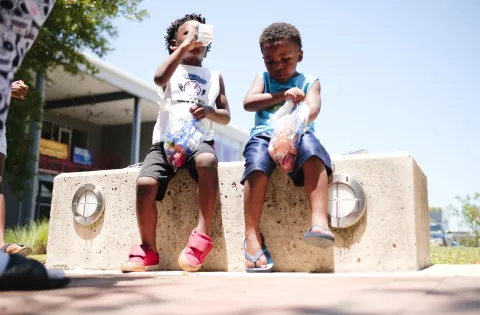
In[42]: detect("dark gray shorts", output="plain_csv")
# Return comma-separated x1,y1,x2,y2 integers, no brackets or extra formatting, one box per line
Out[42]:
139,141,216,201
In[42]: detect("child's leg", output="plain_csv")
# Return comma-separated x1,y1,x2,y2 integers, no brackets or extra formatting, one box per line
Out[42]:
303,157,331,231
178,143,218,272
135,177,160,253
244,171,269,268
121,143,174,272
290,132,334,247
194,152,218,236
240,134,276,270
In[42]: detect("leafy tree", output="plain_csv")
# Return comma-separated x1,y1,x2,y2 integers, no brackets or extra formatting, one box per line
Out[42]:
6,0,148,198
449,193,480,247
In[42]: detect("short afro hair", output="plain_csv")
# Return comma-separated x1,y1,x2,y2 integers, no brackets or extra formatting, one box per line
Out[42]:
259,22,302,50
164,13,211,55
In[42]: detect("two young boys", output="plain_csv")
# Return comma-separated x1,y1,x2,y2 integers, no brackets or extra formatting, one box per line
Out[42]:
121,14,334,273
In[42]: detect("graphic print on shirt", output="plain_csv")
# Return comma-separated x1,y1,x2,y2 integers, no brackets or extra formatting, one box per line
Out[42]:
175,72,207,106
266,100,286,113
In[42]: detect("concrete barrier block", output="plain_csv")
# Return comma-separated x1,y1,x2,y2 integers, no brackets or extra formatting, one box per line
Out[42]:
46,152,430,272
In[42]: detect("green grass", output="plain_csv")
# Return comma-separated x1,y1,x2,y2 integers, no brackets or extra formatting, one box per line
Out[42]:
29,248,479,267
431,246,480,264
4,219,49,255
30,254,47,264
4,219,480,266
28,249,479,267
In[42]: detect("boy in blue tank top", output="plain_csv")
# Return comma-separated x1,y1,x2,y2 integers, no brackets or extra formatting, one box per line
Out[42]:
241,22,334,272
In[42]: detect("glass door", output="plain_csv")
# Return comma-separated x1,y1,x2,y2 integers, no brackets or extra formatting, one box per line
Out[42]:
58,127,72,160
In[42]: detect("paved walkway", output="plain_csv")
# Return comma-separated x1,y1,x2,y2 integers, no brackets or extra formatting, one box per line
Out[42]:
1,266,479,315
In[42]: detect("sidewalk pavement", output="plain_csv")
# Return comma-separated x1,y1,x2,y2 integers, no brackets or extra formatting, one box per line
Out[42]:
1,265,479,315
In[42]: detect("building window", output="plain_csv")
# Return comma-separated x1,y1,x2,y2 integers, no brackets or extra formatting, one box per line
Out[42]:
71,129,88,158
41,121,89,162
213,133,224,161
214,133,243,162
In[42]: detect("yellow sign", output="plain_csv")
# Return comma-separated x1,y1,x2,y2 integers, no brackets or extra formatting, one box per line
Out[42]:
40,138,68,160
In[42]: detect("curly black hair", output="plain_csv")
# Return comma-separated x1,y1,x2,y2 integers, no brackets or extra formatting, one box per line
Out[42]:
164,13,211,55
259,22,302,50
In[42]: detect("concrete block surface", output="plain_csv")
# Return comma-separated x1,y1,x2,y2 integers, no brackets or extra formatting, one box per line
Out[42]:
46,152,430,272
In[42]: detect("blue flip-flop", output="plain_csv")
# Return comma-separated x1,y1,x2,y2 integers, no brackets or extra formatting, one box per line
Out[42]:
244,234,274,273
304,224,335,248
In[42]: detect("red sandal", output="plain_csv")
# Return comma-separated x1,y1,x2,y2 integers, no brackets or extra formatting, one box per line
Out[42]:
178,230,213,272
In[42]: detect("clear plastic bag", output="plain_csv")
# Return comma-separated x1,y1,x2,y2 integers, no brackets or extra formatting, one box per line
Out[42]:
161,101,209,168
268,100,310,173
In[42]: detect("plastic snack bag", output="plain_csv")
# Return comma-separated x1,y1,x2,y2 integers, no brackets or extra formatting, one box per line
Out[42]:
161,101,209,168
268,100,310,173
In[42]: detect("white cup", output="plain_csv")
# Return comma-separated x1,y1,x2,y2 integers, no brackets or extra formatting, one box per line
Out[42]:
196,24,214,46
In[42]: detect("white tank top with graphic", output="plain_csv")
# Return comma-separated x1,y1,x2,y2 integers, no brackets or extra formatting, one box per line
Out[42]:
153,64,220,144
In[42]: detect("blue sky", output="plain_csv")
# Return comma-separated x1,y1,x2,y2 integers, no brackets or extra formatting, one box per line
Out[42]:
102,0,479,229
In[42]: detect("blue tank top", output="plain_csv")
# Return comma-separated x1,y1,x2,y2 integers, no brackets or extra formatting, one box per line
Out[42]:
250,72,318,137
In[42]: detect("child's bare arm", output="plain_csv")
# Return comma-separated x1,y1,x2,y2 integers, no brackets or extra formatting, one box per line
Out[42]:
243,75,306,112
153,27,203,87
153,47,188,87
243,75,286,112
304,80,321,123
190,74,231,125
208,74,231,125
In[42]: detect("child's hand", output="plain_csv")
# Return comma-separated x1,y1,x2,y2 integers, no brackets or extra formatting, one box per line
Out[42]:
181,23,204,51
11,80,28,100
190,104,211,120
284,87,305,104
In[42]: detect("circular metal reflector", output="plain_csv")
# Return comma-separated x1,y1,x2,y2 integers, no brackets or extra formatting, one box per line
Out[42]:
328,174,366,228
72,184,105,225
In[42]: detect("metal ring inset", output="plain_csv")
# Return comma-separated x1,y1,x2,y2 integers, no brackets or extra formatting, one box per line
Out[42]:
71,184,105,226
328,174,366,229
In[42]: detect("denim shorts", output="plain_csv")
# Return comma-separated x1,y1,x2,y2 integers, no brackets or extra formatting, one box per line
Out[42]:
240,131,332,187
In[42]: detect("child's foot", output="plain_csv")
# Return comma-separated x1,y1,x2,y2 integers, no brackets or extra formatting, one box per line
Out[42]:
1,243,32,257
121,244,159,273
244,233,274,273
304,224,335,248
178,230,213,272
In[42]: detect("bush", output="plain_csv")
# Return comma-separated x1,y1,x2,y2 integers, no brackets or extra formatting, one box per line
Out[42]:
4,220,49,254
459,238,478,247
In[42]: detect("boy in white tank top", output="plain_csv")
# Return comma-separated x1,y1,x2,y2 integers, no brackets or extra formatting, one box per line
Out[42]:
121,13,231,273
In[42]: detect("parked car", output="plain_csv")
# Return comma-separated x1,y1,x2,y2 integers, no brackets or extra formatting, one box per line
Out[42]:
429,223,454,246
